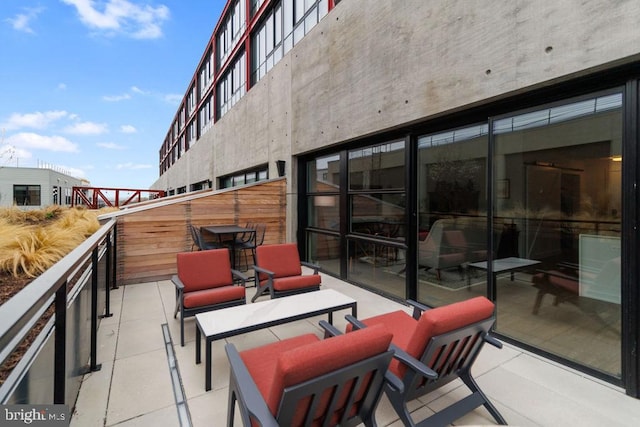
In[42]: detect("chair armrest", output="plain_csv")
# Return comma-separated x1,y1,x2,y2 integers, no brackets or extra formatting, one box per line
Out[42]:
252,265,275,279
231,269,248,286
389,343,438,380
407,299,431,319
171,275,185,291
484,333,503,349
319,320,343,338
300,261,320,274
345,314,367,330
225,343,279,427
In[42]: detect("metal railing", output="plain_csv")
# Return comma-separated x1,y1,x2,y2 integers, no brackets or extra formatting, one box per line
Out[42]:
0,218,117,406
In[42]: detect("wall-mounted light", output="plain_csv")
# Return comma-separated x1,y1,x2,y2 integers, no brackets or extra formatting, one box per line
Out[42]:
276,160,286,177
611,155,622,162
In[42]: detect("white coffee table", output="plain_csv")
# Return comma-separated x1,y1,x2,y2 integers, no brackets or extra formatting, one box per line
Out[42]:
468,257,540,287
195,289,357,391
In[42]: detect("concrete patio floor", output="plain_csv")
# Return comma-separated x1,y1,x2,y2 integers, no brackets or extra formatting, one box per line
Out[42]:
70,272,640,426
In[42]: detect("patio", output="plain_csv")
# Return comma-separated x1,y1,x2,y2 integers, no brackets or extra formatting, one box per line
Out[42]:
69,271,640,427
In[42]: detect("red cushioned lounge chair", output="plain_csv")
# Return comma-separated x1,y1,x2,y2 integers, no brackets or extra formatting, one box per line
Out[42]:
172,248,247,346
346,296,507,427
251,243,321,302
226,321,394,427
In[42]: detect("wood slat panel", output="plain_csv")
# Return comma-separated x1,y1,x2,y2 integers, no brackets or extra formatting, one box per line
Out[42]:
115,180,286,285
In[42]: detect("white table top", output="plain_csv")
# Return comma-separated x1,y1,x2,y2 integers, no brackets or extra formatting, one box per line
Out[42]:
196,289,355,337
468,257,540,273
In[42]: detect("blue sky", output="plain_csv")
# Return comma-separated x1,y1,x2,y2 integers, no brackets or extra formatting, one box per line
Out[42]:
0,0,226,189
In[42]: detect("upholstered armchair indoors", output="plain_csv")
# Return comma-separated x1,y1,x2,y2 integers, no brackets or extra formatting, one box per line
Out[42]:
172,248,247,346
251,243,321,302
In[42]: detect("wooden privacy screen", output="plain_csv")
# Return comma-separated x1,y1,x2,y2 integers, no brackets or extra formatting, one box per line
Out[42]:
113,179,287,285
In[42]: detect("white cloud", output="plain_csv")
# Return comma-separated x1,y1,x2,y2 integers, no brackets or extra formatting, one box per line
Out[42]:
0,111,68,130
5,7,44,34
57,83,67,90
163,93,182,105
0,144,31,166
97,142,126,150
120,125,137,133
116,162,152,170
61,0,170,39
6,132,79,152
131,86,146,94
103,93,131,102
64,121,108,135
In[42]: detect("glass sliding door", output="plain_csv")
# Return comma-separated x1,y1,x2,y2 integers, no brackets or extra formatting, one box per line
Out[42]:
306,154,341,276
347,141,406,299
492,91,622,377
416,124,489,307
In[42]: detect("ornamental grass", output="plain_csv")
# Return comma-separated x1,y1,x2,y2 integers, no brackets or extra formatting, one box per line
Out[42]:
0,206,111,278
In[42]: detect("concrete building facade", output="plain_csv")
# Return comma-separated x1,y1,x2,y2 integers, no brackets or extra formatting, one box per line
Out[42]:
152,0,640,396
0,167,85,210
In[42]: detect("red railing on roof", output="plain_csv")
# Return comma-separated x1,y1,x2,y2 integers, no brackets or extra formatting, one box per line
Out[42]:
72,186,165,209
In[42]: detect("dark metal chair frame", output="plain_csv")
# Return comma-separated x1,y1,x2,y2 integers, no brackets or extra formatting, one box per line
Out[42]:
251,259,321,302
347,300,507,427
172,266,247,347
189,224,220,251
235,223,266,271
225,321,394,427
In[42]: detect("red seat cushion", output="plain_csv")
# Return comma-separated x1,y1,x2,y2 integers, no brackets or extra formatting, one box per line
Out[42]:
269,274,321,291
183,285,245,309
241,324,392,425
177,249,233,292
256,243,303,280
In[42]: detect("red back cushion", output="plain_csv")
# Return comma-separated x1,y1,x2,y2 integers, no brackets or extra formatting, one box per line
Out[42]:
256,243,303,280
176,249,232,292
267,324,392,423
404,297,495,371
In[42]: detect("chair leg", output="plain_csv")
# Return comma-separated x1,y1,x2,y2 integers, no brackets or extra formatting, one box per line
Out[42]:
180,314,185,347
532,289,545,315
460,371,507,425
385,388,416,427
227,387,237,427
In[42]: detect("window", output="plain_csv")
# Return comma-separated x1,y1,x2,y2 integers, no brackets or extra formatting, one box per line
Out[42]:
216,52,247,119
216,0,246,68
14,185,41,206
251,0,328,85
199,95,213,134
186,85,197,116
199,52,214,97
417,123,489,305
219,165,269,189
492,91,622,377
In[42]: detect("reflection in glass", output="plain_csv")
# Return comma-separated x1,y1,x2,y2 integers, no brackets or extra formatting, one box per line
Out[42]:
350,194,405,239
349,141,405,190
493,91,622,377
308,195,339,231
307,231,340,276
416,124,488,306
347,240,406,299
307,154,340,192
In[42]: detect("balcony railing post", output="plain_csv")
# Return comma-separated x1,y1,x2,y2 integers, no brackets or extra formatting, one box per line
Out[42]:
54,281,67,404
103,232,113,318
111,226,119,290
90,247,101,373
